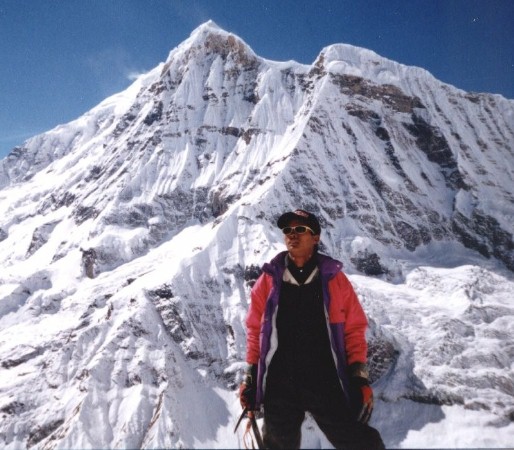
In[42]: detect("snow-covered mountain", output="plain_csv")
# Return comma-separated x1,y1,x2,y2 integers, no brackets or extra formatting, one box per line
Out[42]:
0,21,513,448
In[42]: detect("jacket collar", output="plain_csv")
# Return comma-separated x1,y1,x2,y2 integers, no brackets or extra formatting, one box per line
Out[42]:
263,250,342,279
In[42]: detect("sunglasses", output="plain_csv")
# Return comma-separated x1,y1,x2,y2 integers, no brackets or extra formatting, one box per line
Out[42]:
281,225,315,235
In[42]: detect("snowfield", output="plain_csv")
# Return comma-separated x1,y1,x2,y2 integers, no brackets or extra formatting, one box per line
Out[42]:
1,218,513,448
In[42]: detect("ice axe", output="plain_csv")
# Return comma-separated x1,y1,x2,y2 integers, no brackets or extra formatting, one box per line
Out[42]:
234,407,264,449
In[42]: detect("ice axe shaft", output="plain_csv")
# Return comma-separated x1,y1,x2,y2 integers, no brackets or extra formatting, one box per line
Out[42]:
234,408,264,449
248,411,264,449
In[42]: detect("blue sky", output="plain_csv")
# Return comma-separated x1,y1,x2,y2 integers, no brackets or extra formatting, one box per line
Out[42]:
1,0,513,159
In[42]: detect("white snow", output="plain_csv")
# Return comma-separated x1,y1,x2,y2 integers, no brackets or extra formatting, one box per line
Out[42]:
0,21,513,449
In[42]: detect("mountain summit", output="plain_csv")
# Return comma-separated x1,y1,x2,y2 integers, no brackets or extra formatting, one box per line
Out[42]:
0,23,513,448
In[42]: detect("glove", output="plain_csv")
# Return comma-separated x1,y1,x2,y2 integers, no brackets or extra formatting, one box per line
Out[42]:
239,364,258,410
349,363,374,424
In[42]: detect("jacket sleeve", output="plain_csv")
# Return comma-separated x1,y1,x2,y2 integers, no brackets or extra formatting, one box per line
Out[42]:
329,272,368,365
245,273,272,364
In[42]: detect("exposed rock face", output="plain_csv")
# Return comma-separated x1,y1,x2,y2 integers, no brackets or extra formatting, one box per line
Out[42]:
26,221,59,257
452,210,514,269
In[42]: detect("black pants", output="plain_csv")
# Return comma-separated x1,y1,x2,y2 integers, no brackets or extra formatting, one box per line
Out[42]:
262,377,385,450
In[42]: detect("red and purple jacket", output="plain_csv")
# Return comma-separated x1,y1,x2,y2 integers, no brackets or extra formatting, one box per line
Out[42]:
245,251,368,407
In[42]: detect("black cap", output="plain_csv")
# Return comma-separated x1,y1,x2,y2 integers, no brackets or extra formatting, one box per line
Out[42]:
277,209,321,235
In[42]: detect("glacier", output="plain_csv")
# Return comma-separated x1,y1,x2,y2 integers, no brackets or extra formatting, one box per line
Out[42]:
0,21,513,448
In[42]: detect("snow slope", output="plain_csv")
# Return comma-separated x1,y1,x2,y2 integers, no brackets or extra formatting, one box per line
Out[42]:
0,21,513,448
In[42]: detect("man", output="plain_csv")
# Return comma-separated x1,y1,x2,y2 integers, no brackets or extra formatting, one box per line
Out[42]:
240,209,385,449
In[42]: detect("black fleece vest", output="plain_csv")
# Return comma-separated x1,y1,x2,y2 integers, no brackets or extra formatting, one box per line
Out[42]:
268,274,341,391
